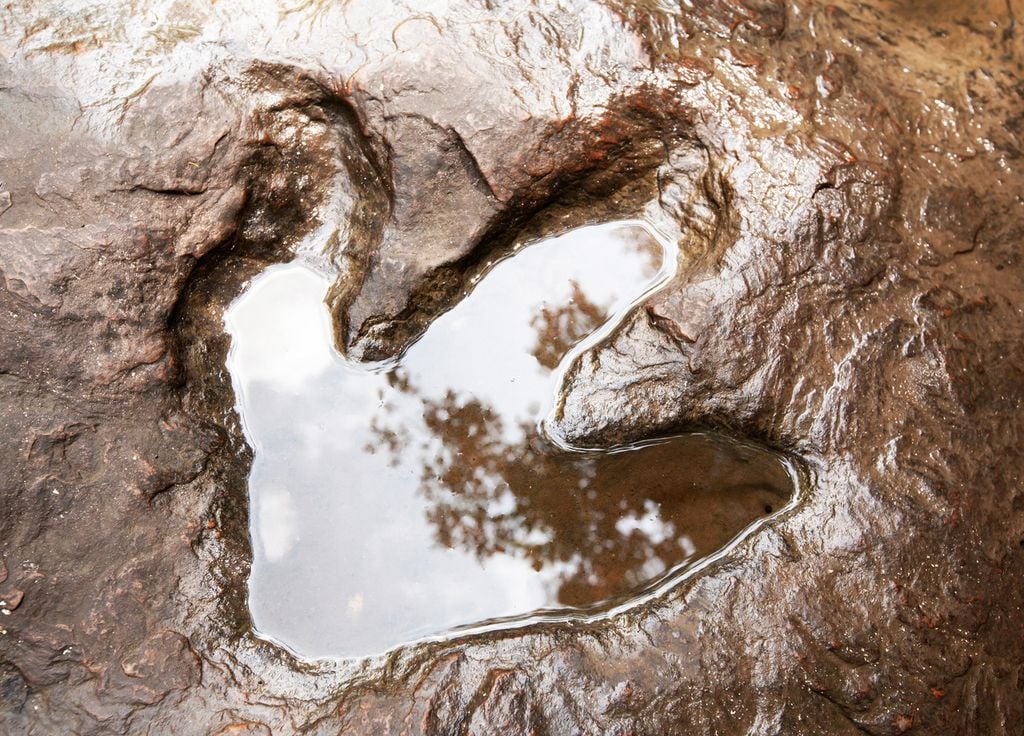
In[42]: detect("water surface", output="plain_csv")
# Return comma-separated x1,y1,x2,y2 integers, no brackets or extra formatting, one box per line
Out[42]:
225,222,795,659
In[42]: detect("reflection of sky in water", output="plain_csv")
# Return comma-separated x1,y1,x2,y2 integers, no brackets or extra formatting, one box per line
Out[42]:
225,222,793,659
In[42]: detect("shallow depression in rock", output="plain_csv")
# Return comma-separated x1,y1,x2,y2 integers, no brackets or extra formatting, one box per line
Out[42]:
225,222,797,659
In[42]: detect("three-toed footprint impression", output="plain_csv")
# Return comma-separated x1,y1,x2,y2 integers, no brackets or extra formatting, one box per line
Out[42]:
225,222,797,659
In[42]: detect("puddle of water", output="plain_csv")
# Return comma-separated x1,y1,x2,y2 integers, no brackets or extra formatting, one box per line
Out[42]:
225,222,796,659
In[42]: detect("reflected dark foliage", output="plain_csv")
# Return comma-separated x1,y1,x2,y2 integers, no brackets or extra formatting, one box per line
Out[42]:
530,282,605,370
371,304,792,607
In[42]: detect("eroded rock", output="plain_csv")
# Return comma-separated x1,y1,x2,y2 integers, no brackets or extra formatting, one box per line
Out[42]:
0,0,1022,734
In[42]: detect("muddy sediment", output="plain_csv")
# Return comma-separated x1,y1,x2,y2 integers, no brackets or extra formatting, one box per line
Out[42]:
1,1,1023,734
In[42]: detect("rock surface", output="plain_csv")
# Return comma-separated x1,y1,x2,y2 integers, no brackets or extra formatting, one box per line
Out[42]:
1,0,1022,733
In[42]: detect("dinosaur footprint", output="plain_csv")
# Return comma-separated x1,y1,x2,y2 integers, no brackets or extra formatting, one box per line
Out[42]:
225,222,796,659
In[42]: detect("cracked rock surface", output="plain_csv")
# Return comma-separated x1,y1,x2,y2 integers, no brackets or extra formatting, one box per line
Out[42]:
1,0,1023,733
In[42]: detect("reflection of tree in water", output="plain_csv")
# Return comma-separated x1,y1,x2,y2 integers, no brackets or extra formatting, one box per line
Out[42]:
415,393,690,606
529,282,605,370
409,394,790,606
368,244,787,608
363,371,415,466
372,391,790,610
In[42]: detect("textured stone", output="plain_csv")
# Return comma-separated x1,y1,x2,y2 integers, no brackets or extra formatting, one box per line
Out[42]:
0,0,1022,734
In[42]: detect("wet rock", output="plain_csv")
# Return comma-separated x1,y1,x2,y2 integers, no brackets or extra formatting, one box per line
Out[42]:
0,663,28,723
0,0,1022,734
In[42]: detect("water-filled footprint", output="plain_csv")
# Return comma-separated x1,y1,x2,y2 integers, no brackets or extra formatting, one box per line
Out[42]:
225,222,796,659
